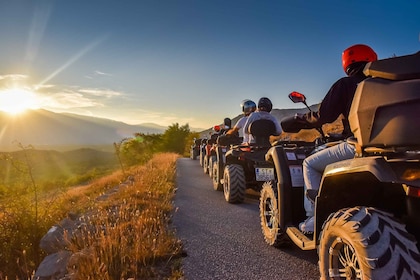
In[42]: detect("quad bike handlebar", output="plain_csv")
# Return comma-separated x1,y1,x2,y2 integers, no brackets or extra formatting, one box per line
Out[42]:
280,114,315,133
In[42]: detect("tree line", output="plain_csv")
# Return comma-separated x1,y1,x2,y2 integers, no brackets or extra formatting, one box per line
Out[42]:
115,123,200,168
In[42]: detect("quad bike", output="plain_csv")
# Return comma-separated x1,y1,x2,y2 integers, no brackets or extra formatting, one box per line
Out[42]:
190,138,202,160
223,119,277,203
202,137,214,175
259,51,420,279
211,134,243,191
199,138,207,167
206,119,234,181
203,128,220,175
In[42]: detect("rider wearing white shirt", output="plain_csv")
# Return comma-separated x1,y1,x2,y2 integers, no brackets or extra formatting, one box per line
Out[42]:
226,99,256,143
243,97,282,144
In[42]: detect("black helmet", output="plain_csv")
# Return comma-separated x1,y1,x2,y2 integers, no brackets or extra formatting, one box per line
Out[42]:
258,97,272,112
240,99,257,116
223,118,232,128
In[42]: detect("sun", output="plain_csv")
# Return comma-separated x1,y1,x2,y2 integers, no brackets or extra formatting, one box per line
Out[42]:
0,88,40,115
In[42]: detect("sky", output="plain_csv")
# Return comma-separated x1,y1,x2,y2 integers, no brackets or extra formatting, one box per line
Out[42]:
0,0,419,130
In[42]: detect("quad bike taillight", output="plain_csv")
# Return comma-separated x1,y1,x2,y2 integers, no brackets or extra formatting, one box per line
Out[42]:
240,146,251,152
238,146,251,161
400,169,420,198
403,184,420,198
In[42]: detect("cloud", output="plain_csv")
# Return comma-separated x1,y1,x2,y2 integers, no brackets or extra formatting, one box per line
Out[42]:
94,70,113,76
0,75,31,91
35,84,124,111
79,88,121,98
38,90,102,109
0,74,29,81
0,73,124,112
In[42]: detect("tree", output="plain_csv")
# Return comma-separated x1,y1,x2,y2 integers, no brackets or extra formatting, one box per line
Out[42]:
116,133,163,167
160,123,190,154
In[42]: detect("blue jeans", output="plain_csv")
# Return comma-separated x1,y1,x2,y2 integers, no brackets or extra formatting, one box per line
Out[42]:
302,141,355,217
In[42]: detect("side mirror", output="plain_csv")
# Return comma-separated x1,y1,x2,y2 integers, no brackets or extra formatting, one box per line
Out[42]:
288,91,306,103
288,91,313,112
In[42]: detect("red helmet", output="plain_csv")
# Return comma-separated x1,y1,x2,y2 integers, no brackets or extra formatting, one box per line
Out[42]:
342,44,377,75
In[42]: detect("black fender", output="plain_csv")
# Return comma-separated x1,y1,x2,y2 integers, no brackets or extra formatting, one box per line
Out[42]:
210,148,217,157
224,145,249,165
215,146,227,175
265,145,308,228
315,156,411,241
266,146,294,228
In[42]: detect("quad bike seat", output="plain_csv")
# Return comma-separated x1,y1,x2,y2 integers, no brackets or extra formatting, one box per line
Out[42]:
363,51,420,81
249,119,276,147
349,51,420,148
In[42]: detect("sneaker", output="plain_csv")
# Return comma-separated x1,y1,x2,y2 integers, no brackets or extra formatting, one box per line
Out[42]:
299,216,314,234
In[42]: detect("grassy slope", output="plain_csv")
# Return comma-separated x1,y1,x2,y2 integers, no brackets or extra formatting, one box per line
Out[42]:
0,151,183,279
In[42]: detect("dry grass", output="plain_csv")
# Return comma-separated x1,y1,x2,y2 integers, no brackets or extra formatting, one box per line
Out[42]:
0,152,183,279
65,152,183,279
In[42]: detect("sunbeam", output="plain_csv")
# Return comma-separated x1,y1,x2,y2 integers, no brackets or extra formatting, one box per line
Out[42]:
37,34,110,88
25,1,53,63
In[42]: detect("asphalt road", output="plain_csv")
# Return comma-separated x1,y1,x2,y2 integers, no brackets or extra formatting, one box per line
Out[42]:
173,158,320,280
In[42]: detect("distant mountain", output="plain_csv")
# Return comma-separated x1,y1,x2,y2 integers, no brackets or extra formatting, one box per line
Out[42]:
135,122,167,131
0,105,321,151
0,109,166,151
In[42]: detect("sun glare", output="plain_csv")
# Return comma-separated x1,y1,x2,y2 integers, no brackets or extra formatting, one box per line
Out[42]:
0,88,40,115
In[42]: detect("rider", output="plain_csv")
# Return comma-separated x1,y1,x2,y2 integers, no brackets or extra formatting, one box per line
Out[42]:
243,97,282,144
226,99,257,143
297,44,378,234
219,117,232,135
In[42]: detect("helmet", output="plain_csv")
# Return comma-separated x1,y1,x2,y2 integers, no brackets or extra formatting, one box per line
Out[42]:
342,44,377,75
240,99,257,116
223,117,232,128
257,97,272,112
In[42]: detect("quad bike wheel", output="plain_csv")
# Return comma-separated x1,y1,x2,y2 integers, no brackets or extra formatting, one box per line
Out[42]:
203,155,209,174
259,181,288,247
223,164,246,203
319,206,420,280
199,150,204,166
212,161,223,191
208,156,216,178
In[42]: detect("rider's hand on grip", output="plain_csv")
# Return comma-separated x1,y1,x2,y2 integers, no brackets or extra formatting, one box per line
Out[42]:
294,113,305,120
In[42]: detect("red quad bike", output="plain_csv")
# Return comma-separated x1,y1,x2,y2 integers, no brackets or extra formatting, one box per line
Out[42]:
203,129,219,175
259,52,420,279
207,119,234,180
223,119,276,203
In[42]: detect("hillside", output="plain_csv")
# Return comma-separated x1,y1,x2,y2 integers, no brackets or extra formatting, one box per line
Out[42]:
0,104,325,151
0,110,166,151
0,147,119,186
